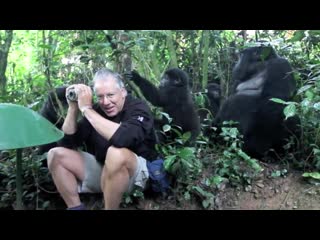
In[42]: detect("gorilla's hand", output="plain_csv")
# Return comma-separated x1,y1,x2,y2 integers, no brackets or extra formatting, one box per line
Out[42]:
124,70,142,82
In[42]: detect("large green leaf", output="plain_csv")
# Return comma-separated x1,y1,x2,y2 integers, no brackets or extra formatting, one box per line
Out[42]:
0,103,64,150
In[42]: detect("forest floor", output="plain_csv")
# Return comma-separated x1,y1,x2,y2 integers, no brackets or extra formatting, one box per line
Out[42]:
3,161,318,210
78,162,320,210
214,164,320,210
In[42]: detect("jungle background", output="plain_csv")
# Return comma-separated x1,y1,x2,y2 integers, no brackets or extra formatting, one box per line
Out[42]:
0,30,319,210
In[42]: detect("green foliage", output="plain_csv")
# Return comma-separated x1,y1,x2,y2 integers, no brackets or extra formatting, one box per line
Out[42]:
155,125,214,208
4,30,320,209
122,188,145,207
302,172,320,180
270,98,298,120
213,122,263,186
0,150,56,209
161,145,202,184
271,169,288,178
284,70,320,171
191,185,214,209
302,171,320,185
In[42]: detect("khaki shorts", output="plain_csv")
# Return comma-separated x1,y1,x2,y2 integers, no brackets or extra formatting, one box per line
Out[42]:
78,151,149,193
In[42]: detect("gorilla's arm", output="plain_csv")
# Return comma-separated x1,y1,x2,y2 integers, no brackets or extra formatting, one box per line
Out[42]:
125,70,164,107
262,58,296,99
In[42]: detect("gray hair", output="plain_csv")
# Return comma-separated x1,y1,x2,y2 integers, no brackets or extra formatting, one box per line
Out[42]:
93,68,125,89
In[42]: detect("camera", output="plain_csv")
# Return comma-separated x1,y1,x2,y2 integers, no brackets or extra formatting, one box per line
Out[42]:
66,87,78,102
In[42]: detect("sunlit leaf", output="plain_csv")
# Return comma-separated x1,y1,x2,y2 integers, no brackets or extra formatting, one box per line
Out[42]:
306,90,314,100
182,132,191,142
297,85,313,95
178,147,195,159
160,112,172,123
284,104,296,119
313,102,320,110
289,30,305,42
302,172,320,180
162,124,171,132
270,98,287,104
164,155,176,171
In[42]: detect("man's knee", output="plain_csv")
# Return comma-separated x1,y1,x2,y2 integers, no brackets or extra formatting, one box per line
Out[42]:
47,147,68,169
105,146,127,168
105,146,137,177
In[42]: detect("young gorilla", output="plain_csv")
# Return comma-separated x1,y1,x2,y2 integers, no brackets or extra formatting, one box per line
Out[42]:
199,82,221,137
198,83,221,123
125,68,200,145
205,82,221,119
47,68,158,210
214,45,300,159
38,86,68,154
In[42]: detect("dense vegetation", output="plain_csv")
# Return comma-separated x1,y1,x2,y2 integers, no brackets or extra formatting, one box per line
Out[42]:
1,30,320,209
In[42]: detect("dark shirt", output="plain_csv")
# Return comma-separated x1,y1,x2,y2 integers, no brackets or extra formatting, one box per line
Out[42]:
58,94,158,165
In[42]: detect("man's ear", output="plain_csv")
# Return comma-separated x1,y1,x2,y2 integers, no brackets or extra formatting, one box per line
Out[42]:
121,88,127,97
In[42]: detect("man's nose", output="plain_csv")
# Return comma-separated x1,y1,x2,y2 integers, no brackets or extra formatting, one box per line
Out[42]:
102,95,111,105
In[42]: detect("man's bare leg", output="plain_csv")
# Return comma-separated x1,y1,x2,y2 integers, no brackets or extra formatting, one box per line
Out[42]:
47,147,85,208
101,147,137,210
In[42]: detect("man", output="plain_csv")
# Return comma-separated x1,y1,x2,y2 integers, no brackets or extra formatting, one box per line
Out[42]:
47,68,158,210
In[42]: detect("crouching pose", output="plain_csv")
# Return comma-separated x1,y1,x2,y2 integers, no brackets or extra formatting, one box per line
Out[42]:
47,68,158,210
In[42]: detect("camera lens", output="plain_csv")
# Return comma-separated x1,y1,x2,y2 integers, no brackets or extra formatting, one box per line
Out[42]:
66,88,77,102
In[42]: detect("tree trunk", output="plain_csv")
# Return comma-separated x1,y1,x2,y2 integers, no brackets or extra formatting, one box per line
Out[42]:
0,30,13,94
201,30,210,90
166,31,178,68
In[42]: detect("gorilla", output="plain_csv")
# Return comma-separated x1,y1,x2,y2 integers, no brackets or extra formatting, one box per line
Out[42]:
198,82,221,125
125,68,201,145
230,46,296,99
206,82,221,117
214,45,299,159
38,86,68,154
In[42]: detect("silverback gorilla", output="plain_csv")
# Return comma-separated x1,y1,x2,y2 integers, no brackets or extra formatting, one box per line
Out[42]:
214,45,299,159
125,68,200,145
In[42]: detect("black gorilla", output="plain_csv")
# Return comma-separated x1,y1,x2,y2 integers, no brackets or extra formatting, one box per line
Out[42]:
125,68,200,144
230,46,296,99
214,46,299,159
38,86,68,154
198,82,221,125
206,82,221,117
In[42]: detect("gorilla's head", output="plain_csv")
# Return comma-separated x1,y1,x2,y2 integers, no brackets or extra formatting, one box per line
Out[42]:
159,68,190,89
233,45,278,81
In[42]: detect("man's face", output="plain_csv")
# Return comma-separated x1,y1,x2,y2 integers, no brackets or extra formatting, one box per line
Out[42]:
94,77,126,117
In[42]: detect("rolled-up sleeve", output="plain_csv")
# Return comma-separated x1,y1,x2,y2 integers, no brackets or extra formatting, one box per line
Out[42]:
109,101,154,148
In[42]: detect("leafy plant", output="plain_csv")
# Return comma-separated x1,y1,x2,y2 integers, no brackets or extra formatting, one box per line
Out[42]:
213,122,263,186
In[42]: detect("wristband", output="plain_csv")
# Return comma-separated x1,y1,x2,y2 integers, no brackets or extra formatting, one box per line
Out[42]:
80,106,92,116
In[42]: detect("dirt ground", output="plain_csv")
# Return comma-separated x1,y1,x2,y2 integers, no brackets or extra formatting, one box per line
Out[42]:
215,166,320,210
40,162,320,210
117,162,320,210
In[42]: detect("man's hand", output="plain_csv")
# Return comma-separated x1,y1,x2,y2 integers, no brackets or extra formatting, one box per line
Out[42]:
123,70,142,82
76,84,93,111
65,84,93,112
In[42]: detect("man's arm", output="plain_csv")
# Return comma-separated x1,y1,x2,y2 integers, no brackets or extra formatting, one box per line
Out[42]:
62,106,79,134
75,84,120,141
108,101,154,148
58,84,90,149
82,108,120,140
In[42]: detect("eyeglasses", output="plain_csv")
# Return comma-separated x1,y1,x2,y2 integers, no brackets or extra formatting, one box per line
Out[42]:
96,90,120,101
